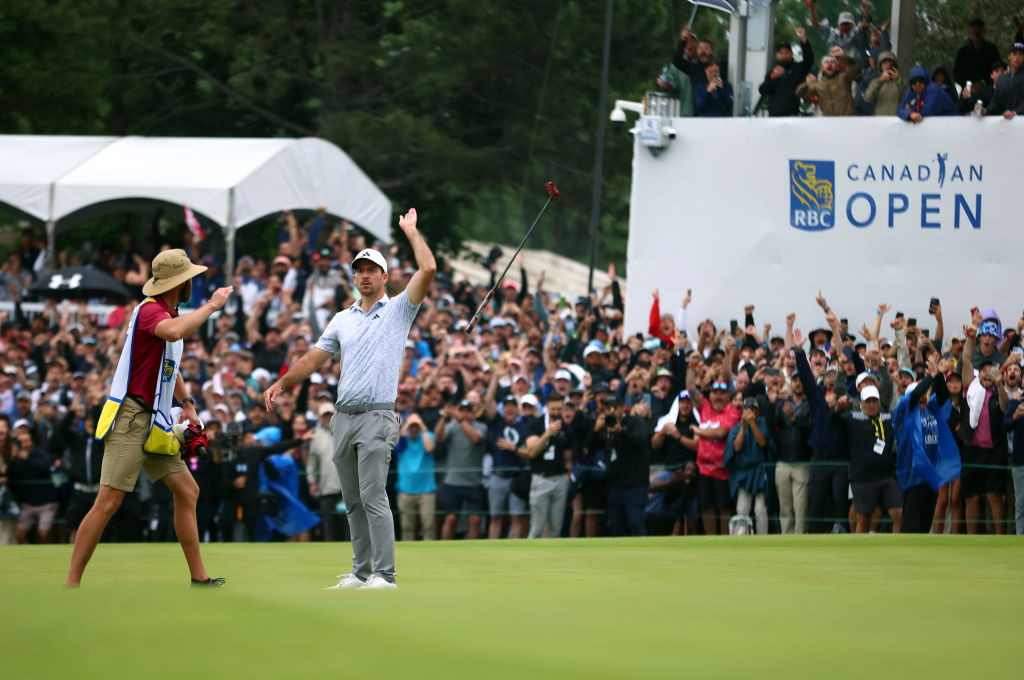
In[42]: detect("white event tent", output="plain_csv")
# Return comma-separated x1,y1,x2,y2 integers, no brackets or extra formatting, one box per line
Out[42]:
0,135,391,277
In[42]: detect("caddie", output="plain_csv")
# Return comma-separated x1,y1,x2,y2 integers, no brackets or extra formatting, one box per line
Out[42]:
64,249,233,587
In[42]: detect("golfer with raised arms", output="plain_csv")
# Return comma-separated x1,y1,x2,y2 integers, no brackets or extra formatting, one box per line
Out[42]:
264,209,435,589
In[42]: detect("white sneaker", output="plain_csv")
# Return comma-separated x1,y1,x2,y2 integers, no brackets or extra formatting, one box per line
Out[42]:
359,575,397,590
324,573,364,590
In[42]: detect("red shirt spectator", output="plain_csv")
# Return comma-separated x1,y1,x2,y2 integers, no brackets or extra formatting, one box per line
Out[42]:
697,395,741,480
648,291,677,347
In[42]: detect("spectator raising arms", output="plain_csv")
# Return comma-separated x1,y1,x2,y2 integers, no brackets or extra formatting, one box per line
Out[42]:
796,48,863,116
758,28,814,117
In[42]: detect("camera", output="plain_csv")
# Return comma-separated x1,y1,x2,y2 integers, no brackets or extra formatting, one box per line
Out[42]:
610,107,627,132
606,415,617,428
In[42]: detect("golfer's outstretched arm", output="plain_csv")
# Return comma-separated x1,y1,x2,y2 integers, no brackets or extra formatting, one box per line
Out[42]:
398,209,436,306
264,347,332,411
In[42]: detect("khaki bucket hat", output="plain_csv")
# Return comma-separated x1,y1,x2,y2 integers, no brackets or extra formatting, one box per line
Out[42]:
142,249,207,297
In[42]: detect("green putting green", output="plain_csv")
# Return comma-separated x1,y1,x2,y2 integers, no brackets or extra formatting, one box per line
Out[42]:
1,536,1021,679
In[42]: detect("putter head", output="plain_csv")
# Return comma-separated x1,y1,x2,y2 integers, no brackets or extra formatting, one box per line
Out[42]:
545,181,561,200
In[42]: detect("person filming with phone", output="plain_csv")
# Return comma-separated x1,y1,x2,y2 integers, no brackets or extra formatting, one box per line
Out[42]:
695,61,734,117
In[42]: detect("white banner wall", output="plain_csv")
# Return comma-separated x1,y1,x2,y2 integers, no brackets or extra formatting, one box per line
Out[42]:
624,117,1021,346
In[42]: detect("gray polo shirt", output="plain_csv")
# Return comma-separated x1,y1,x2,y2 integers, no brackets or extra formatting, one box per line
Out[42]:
443,419,488,487
315,291,420,406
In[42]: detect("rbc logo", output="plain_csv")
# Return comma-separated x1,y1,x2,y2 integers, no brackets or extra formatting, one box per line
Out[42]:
790,160,835,231
161,358,176,383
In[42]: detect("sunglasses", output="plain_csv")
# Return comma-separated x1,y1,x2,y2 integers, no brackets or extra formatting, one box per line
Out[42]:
711,382,728,391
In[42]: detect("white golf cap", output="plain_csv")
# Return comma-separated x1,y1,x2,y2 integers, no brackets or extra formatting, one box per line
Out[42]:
838,11,855,24
860,385,880,401
352,248,388,273
554,369,572,382
520,393,539,407
855,371,878,388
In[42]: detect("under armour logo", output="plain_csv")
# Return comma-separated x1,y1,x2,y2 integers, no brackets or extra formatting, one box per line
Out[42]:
48,274,82,290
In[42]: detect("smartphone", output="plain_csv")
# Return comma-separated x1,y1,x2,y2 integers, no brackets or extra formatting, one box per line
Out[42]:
687,288,692,296
922,329,930,338
1013,347,1023,357
895,311,904,319
929,297,939,311
840,318,848,326
908,317,917,327
730,319,738,335
642,393,652,407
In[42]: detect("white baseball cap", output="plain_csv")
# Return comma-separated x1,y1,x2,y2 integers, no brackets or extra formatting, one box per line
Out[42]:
353,248,388,274
520,394,539,407
860,385,880,401
554,369,573,382
838,11,855,25
855,371,879,389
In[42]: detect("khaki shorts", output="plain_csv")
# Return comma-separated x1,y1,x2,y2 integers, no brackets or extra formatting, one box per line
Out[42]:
100,398,187,492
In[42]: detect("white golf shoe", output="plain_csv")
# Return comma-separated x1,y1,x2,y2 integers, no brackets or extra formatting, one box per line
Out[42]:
324,573,364,590
359,575,397,590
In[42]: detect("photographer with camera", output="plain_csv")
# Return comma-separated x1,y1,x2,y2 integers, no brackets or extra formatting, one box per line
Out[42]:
588,394,650,536
224,426,309,541
724,398,773,535
7,422,58,543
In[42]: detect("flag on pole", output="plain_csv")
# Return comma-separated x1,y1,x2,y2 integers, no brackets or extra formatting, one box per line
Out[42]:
184,205,206,241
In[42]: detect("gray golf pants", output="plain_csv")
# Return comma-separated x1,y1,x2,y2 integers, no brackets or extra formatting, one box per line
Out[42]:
528,474,570,538
332,410,400,582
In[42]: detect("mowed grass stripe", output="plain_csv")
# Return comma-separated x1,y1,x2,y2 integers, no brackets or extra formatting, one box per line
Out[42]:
1,537,1020,679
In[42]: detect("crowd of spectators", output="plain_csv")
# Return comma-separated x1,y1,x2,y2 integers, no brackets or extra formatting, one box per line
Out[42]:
1,204,1023,546
658,2,1024,120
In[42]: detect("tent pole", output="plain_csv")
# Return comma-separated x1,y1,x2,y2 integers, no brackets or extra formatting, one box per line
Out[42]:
225,188,236,283
46,183,56,269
